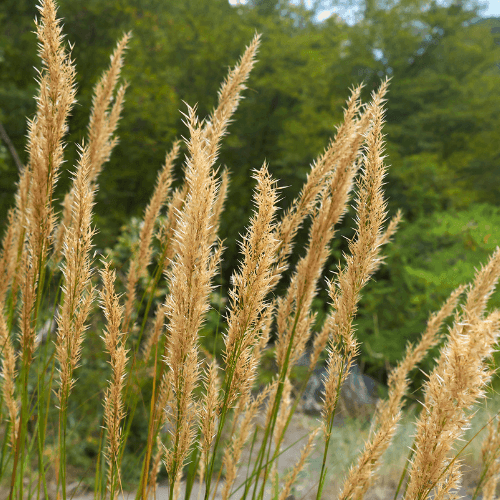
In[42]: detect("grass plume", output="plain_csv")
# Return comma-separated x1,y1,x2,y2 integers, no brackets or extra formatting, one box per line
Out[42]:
1,4,500,500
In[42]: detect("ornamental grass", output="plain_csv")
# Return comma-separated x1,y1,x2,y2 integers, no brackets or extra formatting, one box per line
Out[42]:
1,1,500,499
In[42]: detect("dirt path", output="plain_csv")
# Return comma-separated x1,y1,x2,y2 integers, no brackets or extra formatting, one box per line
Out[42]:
69,412,330,500
20,408,484,500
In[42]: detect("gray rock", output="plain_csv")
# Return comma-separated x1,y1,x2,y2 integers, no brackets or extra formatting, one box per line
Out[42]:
302,360,379,417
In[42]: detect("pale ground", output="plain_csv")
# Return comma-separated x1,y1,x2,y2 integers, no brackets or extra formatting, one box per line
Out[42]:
63,409,412,500
61,411,346,500
5,404,488,500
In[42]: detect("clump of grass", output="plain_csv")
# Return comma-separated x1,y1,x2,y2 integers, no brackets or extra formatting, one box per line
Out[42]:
1,1,500,499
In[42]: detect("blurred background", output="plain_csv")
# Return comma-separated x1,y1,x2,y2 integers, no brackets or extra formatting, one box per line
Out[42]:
1,0,499,390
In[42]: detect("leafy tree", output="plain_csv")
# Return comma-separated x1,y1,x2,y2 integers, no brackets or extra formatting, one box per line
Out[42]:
0,0,38,210
1,0,499,380
355,203,500,385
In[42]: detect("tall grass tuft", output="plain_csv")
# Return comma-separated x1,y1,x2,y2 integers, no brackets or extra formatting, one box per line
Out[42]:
1,1,500,499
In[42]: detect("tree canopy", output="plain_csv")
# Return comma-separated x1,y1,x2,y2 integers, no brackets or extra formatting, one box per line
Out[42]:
1,0,499,382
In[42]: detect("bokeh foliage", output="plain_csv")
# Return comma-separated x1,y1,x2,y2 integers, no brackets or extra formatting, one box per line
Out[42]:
1,0,499,385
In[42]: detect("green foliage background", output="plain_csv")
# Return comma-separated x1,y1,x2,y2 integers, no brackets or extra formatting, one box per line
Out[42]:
1,0,500,387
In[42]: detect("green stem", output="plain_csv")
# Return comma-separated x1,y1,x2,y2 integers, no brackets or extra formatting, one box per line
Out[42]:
112,245,169,494
393,447,414,500
203,287,260,500
37,274,61,500
316,365,345,500
58,390,69,500
184,268,223,500
135,342,161,500
10,356,30,500
184,434,201,500
251,295,305,500
228,431,313,499
0,415,10,484
253,359,325,495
